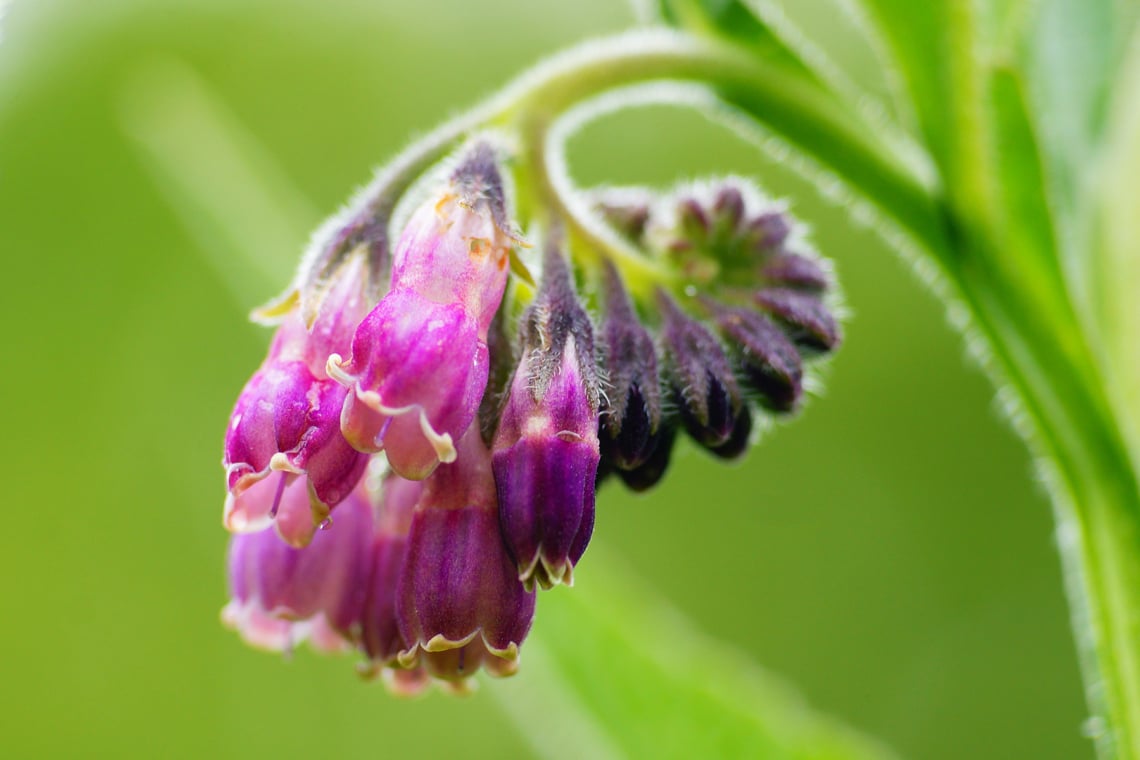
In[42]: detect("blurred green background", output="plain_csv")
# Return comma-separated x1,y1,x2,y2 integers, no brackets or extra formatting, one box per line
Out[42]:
0,0,1089,757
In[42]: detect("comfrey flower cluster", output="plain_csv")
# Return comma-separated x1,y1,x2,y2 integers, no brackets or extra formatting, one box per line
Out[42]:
219,140,840,693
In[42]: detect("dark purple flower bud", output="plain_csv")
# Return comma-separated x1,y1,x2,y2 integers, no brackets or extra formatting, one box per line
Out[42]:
705,299,804,413
656,289,742,448
745,210,791,252
224,255,371,547
329,143,515,481
222,478,373,652
598,260,662,470
711,185,745,237
760,253,829,292
604,204,651,241
616,423,678,492
478,304,517,444
676,197,711,243
754,288,841,353
397,429,536,684
493,241,601,590
592,187,654,242
647,180,808,288
707,405,753,460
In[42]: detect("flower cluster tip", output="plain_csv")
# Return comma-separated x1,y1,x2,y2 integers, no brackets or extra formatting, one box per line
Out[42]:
219,140,842,693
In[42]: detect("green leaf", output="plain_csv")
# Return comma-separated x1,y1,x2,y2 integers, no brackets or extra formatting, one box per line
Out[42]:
1096,23,1140,486
1026,0,1139,201
652,0,814,75
651,0,915,157
1023,0,1140,329
648,1,869,96
493,547,897,760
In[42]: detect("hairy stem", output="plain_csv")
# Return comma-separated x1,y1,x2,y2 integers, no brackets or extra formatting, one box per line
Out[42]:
974,283,1140,760
368,29,942,269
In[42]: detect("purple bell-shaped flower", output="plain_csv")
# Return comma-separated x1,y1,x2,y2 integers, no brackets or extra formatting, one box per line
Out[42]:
492,237,601,590
223,254,372,547
396,427,536,686
328,143,516,480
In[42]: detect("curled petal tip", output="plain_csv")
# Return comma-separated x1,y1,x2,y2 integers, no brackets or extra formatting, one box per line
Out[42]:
419,415,457,463
423,632,479,653
525,557,574,591
482,638,521,662
325,353,354,386
267,452,304,475
224,464,260,497
222,492,272,535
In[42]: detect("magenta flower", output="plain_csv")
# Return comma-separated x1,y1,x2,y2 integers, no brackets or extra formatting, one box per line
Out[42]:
358,474,426,693
329,288,489,479
222,478,374,653
492,241,601,590
397,428,536,685
328,143,515,480
223,254,372,547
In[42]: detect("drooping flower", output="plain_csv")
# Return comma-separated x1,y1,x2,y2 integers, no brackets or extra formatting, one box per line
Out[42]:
222,477,374,653
657,287,746,448
396,427,536,686
597,259,663,471
703,297,805,413
217,126,846,695
223,253,372,547
358,473,429,695
328,142,515,480
492,237,601,590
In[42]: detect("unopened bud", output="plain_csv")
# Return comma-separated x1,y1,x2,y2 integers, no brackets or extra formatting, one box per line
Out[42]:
493,238,601,590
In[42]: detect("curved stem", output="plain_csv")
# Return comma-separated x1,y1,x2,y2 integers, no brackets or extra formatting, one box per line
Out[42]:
523,90,679,297
478,30,941,253
351,29,942,281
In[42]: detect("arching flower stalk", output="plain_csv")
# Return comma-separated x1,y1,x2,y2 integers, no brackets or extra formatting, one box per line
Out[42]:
218,129,844,696
219,122,841,692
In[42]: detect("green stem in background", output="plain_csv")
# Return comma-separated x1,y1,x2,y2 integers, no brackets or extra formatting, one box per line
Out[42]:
929,6,1140,751
957,247,1140,756
955,243,1140,760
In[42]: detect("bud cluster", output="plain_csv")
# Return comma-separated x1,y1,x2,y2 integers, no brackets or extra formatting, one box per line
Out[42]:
218,142,841,691
593,180,841,490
